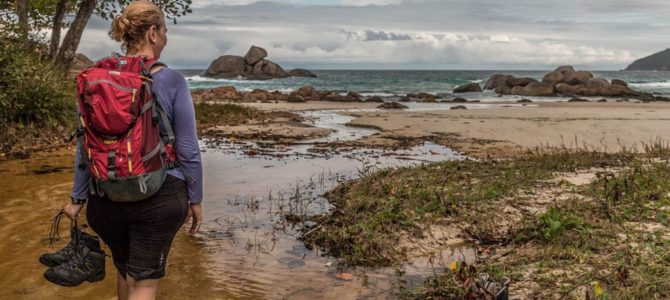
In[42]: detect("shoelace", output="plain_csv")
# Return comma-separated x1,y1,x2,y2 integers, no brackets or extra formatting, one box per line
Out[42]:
46,210,78,247
59,246,88,275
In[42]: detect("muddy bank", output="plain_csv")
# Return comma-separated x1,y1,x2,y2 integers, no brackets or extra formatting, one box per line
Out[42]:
0,124,71,161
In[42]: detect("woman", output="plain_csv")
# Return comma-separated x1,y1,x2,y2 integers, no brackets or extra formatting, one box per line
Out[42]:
62,1,203,299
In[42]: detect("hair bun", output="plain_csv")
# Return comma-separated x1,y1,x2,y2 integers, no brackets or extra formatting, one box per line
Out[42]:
107,1,164,54
110,15,129,42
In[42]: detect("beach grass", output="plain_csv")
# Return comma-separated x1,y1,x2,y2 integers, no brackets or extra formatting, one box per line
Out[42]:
300,144,670,298
194,102,267,127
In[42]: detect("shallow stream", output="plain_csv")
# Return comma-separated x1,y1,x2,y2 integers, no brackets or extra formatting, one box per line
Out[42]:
1,108,476,299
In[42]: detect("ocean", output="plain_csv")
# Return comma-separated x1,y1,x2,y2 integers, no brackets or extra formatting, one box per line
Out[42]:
178,69,670,101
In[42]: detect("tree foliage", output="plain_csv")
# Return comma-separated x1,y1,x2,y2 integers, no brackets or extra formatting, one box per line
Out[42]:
0,0,193,67
96,0,192,24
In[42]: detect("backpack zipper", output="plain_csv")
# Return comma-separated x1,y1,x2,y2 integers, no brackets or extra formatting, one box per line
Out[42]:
88,79,135,92
127,130,133,174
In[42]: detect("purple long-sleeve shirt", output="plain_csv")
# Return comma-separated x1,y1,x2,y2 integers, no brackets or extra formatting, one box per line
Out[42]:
71,67,203,203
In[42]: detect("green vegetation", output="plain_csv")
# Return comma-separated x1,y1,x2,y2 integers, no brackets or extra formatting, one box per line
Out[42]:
303,149,631,267
302,146,670,298
194,103,267,127
0,36,75,127
0,21,75,157
531,208,584,241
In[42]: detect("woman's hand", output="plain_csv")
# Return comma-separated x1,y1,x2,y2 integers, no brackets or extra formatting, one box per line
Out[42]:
185,203,202,235
63,202,84,219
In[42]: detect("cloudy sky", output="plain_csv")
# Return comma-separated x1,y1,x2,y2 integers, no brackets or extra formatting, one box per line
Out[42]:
78,0,669,70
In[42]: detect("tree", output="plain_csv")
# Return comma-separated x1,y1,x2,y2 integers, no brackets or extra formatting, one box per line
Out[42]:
49,0,68,59
15,0,28,48
55,0,193,68
54,0,95,67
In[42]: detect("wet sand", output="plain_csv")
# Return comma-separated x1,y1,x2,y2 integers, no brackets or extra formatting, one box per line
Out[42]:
243,101,670,157
349,101,670,157
0,149,225,299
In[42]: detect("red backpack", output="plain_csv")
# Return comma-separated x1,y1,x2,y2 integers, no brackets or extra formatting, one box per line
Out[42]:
75,55,177,202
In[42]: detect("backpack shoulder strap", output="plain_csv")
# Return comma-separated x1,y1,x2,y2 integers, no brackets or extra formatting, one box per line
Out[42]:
141,58,167,77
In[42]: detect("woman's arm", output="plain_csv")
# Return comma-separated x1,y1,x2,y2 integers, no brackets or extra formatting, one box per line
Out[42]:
71,140,90,200
64,139,89,218
171,72,203,204
169,71,203,234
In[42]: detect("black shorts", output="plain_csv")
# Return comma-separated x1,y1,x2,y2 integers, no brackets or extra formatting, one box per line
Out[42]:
86,175,189,281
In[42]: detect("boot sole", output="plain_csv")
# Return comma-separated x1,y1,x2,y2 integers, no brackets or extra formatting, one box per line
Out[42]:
44,271,105,287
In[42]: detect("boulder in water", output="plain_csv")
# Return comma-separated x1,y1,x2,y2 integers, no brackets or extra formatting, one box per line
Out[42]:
586,78,610,89
484,74,513,90
564,71,593,85
542,71,564,85
555,83,583,95
555,65,576,76
204,46,315,80
249,59,288,80
511,82,554,96
506,77,537,88
288,69,317,78
204,55,247,78
244,46,268,65
611,79,628,87
294,85,320,100
366,96,384,103
495,85,512,95
347,91,362,100
454,83,482,93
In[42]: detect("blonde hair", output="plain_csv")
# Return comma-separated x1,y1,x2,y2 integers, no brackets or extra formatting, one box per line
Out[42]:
109,1,164,54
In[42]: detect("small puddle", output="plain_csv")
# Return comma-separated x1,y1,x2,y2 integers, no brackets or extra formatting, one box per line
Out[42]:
299,110,378,143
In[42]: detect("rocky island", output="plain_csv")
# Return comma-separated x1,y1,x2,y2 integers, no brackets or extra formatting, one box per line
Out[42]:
203,46,317,80
625,48,670,71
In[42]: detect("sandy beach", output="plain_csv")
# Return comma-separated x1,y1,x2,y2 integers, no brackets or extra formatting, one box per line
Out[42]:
234,100,670,158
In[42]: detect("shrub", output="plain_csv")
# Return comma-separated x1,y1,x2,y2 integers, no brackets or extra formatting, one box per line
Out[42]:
0,34,75,129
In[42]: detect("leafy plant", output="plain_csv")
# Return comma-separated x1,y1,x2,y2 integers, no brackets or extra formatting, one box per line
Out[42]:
535,208,583,241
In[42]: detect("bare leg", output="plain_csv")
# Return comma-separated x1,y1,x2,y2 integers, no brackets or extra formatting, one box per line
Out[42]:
117,271,129,300
127,276,159,300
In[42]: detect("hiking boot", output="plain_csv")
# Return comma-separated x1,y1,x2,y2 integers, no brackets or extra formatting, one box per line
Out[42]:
43,238,106,287
39,226,100,267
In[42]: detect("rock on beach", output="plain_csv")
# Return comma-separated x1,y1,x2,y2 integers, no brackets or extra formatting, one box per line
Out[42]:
204,46,316,80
